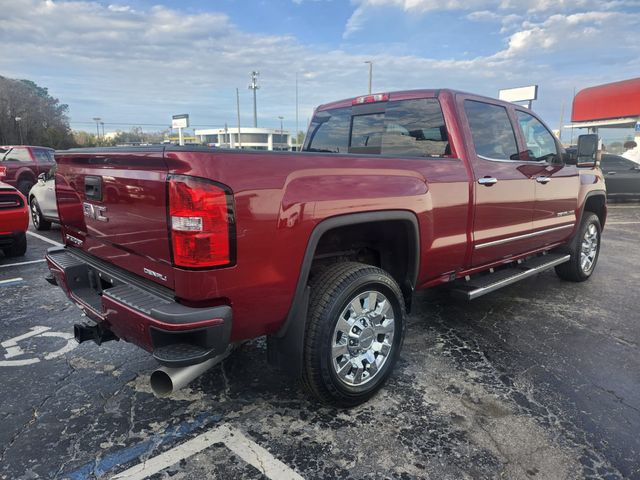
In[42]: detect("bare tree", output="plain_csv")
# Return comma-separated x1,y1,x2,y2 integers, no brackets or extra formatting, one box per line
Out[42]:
0,75,75,148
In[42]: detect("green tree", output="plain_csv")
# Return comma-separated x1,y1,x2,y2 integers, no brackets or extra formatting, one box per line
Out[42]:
0,75,75,148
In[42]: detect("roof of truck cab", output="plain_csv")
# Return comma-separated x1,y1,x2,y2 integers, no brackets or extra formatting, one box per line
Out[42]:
315,88,518,112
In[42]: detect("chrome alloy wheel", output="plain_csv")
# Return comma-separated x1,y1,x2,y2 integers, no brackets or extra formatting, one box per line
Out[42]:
580,223,599,273
30,201,40,228
331,290,395,387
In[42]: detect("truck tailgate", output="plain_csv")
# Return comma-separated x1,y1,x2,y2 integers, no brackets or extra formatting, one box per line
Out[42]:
55,148,175,289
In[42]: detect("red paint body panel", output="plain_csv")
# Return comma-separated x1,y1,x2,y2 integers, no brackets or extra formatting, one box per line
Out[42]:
0,182,29,233
571,77,640,122
51,89,606,354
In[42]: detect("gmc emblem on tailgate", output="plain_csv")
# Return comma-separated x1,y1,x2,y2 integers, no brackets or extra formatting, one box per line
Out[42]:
83,202,108,222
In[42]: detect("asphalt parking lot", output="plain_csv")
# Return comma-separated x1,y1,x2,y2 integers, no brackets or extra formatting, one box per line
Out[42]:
1,206,639,480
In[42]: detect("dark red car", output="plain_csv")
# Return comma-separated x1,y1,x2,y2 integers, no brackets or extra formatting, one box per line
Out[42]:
46,89,606,405
0,145,56,196
0,181,28,257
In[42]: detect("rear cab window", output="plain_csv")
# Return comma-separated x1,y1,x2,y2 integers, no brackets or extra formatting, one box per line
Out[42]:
304,97,452,158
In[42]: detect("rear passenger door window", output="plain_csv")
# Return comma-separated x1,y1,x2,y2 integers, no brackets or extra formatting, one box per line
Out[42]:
516,111,559,163
464,100,519,161
34,149,55,165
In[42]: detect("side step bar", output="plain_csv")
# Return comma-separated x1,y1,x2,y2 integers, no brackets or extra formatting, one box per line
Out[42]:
451,253,570,300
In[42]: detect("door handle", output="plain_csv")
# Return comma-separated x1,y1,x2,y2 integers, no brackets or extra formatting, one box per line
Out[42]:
535,176,551,184
478,177,498,186
606,171,616,175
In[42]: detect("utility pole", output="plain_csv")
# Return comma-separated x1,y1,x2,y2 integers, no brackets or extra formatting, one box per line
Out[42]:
558,100,565,142
93,117,101,139
249,71,259,128
236,88,242,149
295,72,299,150
364,61,373,94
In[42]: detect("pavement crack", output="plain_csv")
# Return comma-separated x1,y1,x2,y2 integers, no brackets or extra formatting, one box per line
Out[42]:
0,360,76,464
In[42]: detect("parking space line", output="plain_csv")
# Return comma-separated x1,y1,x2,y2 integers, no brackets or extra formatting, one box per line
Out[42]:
111,425,303,480
26,230,62,247
63,413,220,480
0,259,46,268
0,277,24,287
606,221,640,225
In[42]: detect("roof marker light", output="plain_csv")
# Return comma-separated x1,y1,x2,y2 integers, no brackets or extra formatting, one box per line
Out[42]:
353,93,390,105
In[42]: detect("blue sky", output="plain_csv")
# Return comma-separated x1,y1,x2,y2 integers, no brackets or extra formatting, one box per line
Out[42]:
1,0,639,137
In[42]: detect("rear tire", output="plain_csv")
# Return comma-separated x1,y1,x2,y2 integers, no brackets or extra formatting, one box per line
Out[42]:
17,179,34,197
29,198,51,231
555,213,601,282
3,232,27,257
302,262,406,407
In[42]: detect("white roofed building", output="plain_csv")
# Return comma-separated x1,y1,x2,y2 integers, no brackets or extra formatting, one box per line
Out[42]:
194,127,299,151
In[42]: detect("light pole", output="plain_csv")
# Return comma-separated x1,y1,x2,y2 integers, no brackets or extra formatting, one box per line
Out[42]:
92,117,102,139
364,60,373,94
249,71,260,128
100,122,105,139
278,116,284,149
14,116,23,145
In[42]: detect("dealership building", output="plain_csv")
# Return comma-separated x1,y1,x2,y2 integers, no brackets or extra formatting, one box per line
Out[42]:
194,127,299,151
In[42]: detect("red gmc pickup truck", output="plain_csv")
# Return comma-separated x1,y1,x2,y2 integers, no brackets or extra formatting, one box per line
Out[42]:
45,89,606,406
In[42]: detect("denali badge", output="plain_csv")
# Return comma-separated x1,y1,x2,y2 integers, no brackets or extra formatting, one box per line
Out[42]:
144,268,167,282
83,202,108,222
556,210,573,217
65,234,83,246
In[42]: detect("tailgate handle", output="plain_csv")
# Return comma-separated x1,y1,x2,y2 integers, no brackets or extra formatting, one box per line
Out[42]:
85,176,102,201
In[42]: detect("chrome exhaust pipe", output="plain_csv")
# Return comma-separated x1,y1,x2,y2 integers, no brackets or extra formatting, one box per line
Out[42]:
150,347,233,397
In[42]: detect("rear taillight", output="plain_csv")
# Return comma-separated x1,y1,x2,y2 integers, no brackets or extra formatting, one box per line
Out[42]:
168,175,234,268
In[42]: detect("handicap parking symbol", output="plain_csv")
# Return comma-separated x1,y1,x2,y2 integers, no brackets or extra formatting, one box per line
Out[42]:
0,326,77,367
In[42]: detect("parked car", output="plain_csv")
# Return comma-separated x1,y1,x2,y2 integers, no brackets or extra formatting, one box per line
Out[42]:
0,181,29,257
600,153,640,199
0,145,56,196
45,89,606,406
28,166,59,230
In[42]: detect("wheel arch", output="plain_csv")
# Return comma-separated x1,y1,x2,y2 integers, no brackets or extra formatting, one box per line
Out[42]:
581,190,607,229
267,210,420,375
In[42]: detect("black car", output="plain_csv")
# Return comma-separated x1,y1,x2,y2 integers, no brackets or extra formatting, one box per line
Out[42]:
600,153,640,199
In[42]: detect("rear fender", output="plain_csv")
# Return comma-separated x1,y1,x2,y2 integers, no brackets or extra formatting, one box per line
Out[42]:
267,210,420,376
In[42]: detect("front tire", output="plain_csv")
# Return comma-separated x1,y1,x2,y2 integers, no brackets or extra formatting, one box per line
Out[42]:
555,212,601,282
302,262,406,407
30,198,52,231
